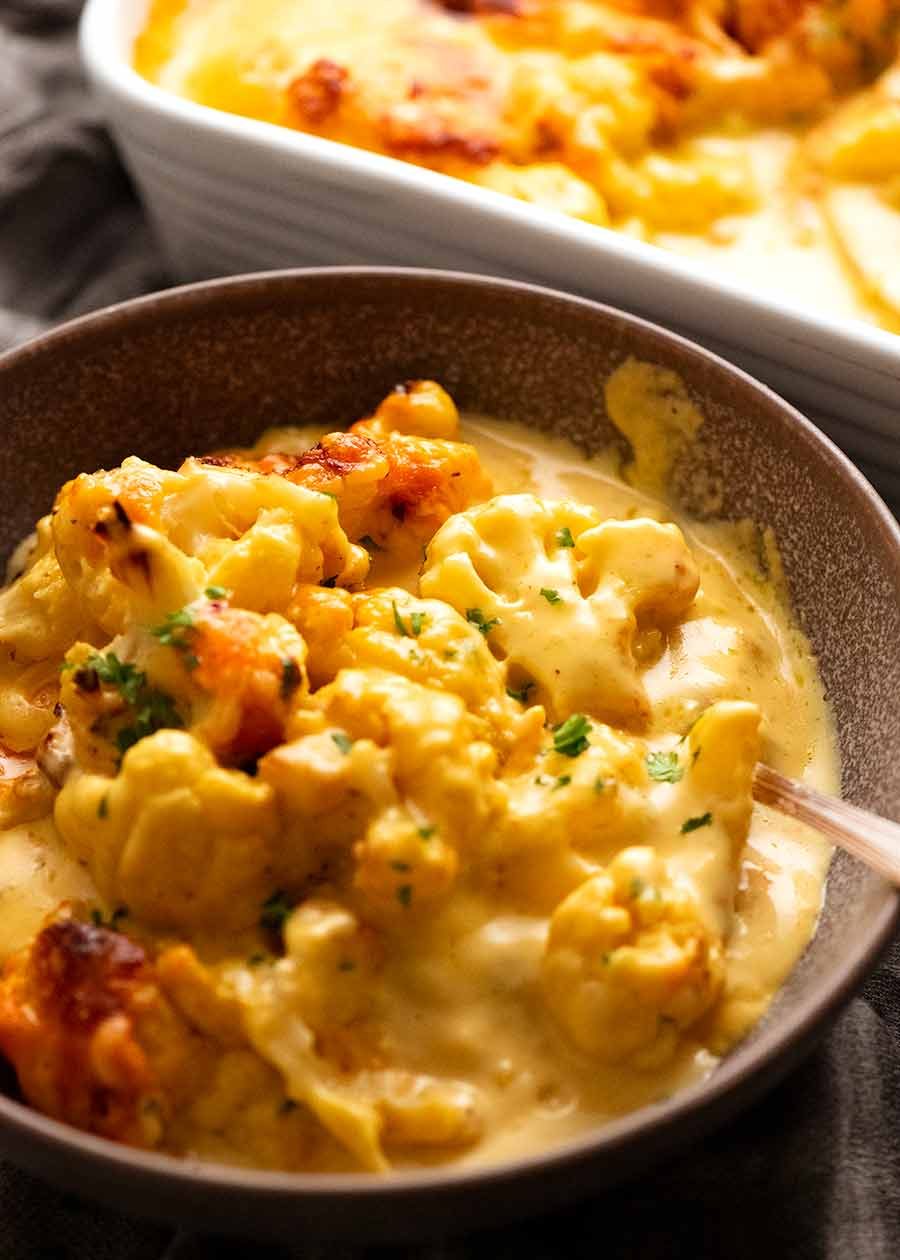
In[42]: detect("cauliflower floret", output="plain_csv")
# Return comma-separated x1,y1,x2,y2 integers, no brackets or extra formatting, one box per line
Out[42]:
0,659,63,753
491,719,653,910
60,598,307,772
421,494,698,725
260,669,506,909
51,456,367,635
542,847,725,1068
354,804,460,911
0,517,93,663
54,729,279,930
0,749,55,827
289,586,544,760
215,386,490,554
351,379,461,440
0,915,216,1147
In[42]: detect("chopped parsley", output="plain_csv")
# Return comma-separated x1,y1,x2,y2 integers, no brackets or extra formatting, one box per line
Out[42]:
396,884,413,908
466,608,500,637
392,600,409,636
151,608,198,670
73,651,185,757
681,812,713,834
552,713,591,758
409,611,426,637
331,732,353,755
151,608,194,647
556,526,575,549
646,750,684,784
97,794,109,819
418,824,436,840
629,878,645,900
553,774,572,791
205,585,229,600
260,890,293,933
115,686,184,756
443,649,457,660
540,588,563,605
506,680,535,704
280,658,301,699
593,777,606,794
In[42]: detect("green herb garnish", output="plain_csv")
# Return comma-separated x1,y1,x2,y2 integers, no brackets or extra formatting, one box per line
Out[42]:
396,884,413,908
392,600,409,637
418,824,436,840
552,713,591,758
681,812,713,834
553,774,572,791
556,526,575,549
331,732,353,755
540,588,563,605
593,777,606,794
506,680,535,704
629,878,645,900
205,585,228,600
409,611,426,637
466,608,500,637
98,795,109,819
281,658,301,699
646,750,684,784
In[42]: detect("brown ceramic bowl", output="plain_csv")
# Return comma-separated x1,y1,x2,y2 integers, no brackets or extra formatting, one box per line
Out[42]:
0,269,898,1242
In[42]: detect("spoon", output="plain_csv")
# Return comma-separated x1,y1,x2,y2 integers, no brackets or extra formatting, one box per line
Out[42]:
754,763,900,886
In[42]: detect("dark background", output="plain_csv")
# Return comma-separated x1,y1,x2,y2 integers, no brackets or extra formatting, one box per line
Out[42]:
2,3,900,1256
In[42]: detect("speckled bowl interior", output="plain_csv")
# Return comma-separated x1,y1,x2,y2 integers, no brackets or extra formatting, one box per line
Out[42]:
0,269,897,1242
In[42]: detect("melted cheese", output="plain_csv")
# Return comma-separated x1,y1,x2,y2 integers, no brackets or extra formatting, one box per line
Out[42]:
135,0,900,331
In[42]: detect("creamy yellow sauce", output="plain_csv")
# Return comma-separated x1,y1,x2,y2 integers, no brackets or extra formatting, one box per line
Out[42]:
0,370,835,1171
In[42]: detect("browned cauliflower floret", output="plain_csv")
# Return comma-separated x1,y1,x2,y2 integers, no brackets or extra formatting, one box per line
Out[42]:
60,597,308,773
0,915,217,1148
352,379,461,440
542,847,725,1068
54,729,280,931
51,455,367,635
421,494,699,725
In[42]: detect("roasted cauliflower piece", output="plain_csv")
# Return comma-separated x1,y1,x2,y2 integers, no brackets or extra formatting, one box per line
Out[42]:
542,847,725,1068
60,597,307,772
290,586,543,758
352,380,461,440
421,494,699,725
261,668,505,909
51,456,367,635
492,718,654,909
54,729,280,931
214,387,490,553
0,916,213,1147
0,517,92,663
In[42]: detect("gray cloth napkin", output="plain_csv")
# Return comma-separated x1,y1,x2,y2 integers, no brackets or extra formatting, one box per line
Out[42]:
2,3,900,1257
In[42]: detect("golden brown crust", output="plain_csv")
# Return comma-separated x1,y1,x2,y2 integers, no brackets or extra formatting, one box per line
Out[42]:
0,918,162,1145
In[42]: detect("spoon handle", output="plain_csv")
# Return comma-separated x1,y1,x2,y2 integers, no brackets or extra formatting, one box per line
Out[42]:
754,763,900,886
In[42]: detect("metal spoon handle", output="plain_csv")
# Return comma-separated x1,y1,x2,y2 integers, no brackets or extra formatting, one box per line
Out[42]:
754,763,900,886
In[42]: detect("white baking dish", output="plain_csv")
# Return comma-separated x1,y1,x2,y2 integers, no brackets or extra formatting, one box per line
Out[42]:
80,0,900,500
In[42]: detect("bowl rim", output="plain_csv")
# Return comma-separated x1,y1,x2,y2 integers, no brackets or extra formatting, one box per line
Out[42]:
1,264,898,1203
